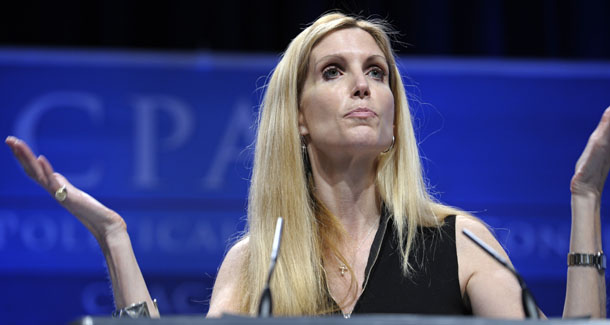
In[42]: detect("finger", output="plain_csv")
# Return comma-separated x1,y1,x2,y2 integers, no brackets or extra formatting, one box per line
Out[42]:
51,172,77,206
590,107,610,142
599,107,610,138
52,172,71,187
9,144,34,175
581,108,610,157
5,136,28,165
8,138,47,184
38,156,76,205
574,108,610,182
5,135,17,147
38,155,60,191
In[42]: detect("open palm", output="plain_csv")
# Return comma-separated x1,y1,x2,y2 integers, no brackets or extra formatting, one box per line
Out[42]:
571,108,610,198
5,136,125,240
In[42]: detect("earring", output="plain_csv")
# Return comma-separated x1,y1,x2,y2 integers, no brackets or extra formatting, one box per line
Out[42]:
301,140,312,175
382,136,395,154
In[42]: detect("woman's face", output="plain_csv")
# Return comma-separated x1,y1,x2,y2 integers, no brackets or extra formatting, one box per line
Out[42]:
299,27,394,157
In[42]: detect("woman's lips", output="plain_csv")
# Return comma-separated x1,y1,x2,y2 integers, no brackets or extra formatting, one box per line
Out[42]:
344,108,377,118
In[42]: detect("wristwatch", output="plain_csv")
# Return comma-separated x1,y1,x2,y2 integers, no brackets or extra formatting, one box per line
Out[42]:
112,299,157,318
567,252,606,271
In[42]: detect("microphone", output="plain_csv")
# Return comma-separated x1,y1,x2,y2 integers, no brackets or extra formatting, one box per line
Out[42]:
462,228,540,319
258,217,284,317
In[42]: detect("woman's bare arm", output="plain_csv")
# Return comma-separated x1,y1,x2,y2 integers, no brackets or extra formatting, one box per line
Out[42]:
5,136,159,317
207,238,248,317
563,107,610,318
458,108,610,319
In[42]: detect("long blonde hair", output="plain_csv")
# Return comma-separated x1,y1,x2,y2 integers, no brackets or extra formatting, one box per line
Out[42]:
237,12,464,316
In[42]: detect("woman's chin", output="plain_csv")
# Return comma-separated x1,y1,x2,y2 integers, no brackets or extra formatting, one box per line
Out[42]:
310,135,387,156
334,141,386,155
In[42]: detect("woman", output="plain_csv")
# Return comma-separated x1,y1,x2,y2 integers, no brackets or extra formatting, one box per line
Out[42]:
5,13,609,318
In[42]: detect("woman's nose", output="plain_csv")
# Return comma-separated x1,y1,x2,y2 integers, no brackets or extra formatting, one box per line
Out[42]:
351,72,370,99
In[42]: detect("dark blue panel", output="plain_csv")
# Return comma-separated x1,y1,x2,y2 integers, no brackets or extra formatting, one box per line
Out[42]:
0,272,214,325
1,50,610,323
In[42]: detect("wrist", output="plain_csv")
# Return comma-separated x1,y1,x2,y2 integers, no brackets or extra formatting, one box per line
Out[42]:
571,192,600,218
96,212,128,247
571,184,602,201
570,192,602,252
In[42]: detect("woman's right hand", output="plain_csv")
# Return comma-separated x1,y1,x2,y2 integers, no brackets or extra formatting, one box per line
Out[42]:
5,136,126,242
570,107,610,199
7,136,159,316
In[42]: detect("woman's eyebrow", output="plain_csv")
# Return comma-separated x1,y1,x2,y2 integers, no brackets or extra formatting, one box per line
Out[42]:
313,54,347,71
365,54,389,67
313,53,388,71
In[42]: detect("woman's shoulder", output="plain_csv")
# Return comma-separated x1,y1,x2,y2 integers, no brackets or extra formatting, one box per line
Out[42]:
453,214,501,261
442,213,507,285
225,237,250,264
453,214,499,248
430,211,488,234
207,237,250,317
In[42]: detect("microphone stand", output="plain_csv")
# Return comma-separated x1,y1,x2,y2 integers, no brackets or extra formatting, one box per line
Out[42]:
462,228,540,319
258,217,284,317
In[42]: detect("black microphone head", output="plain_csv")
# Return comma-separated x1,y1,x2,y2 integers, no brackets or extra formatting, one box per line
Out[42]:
258,286,273,318
257,217,284,317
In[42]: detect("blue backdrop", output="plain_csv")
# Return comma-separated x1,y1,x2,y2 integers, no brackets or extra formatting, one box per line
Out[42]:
1,49,610,324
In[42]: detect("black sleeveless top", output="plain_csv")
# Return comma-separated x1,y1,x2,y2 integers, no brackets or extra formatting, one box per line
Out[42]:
334,212,472,315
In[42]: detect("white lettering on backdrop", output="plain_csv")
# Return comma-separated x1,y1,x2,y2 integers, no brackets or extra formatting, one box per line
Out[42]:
14,91,104,188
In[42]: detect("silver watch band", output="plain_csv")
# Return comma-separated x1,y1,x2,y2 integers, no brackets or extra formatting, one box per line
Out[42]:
112,300,156,318
567,252,606,271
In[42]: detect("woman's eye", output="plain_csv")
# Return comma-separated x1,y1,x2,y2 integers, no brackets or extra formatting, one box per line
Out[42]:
322,66,341,80
368,67,385,80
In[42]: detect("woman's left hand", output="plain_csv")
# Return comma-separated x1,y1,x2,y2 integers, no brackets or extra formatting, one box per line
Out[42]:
570,107,610,198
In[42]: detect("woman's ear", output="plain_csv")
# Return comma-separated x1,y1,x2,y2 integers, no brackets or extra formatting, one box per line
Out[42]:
298,110,309,136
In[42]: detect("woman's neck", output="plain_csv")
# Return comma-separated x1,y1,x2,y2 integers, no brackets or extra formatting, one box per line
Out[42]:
308,146,381,234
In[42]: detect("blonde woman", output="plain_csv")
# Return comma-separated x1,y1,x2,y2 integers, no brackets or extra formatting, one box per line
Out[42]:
5,13,609,319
